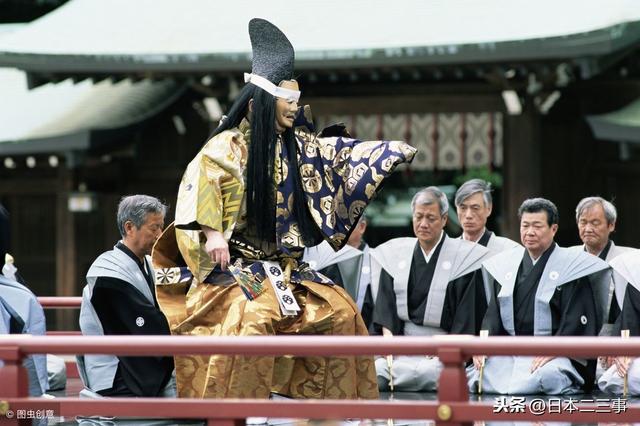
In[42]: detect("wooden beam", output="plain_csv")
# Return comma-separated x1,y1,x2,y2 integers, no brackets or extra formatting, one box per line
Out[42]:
55,168,76,331
304,93,503,116
0,179,58,195
502,102,542,240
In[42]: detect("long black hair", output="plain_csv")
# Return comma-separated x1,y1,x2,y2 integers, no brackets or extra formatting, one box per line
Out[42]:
211,84,320,245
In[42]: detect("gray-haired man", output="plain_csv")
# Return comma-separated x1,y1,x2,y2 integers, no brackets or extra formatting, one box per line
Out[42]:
574,197,633,331
454,178,519,253
575,196,632,261
370,186,491,391
79,195,175,397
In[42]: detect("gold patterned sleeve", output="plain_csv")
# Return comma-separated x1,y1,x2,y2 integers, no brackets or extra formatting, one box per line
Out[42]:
175,130,247,239
172,130,247,282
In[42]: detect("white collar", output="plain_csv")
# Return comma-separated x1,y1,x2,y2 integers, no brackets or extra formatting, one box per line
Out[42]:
462,228,487,243
420,231,444,264
583,242,608,258
528,243,555,265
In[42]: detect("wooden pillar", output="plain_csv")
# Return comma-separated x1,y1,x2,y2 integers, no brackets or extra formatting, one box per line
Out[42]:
55,167,76,331
0,346,30,426
436,347,471,426
502,102,542,240
0,346,29,398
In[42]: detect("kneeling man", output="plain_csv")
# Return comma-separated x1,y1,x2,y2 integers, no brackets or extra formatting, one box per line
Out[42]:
468,198,610,394
371,186,491,391
598,249,640,394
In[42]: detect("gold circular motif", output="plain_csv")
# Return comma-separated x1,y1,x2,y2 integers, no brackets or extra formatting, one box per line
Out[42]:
333,148,351,177
348,200,367,224
335,147,352,164
300,164,322,193
274,157,283,184
436,404,452,421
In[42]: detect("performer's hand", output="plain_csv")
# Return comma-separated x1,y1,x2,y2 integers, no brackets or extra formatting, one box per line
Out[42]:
473,356,486,370
202,226,230,270
382,327,393,338
614,356,633,377
599,356,615,369
530,356,554,373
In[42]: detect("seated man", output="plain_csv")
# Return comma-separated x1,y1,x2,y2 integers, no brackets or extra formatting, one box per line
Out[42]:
370,186,491,391
1,204,65,392
455,179,520,304
0,203,10,276
598,249,640,394
0,295,11,378
573,196,633,333
454,178,519,253
468,198,610,395
0,278,48,396
79,195,175,397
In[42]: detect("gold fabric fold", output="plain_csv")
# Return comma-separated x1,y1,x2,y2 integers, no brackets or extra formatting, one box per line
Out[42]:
153,225,379,399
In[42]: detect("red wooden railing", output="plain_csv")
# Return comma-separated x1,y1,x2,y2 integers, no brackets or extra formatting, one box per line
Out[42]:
37,297,82,309
0,335,639,426
37,297,82,379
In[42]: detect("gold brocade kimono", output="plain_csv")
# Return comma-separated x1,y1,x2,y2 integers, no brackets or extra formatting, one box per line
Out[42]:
153,114,415,399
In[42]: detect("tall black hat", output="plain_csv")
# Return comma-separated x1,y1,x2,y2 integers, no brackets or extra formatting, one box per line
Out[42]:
248,18,295,84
